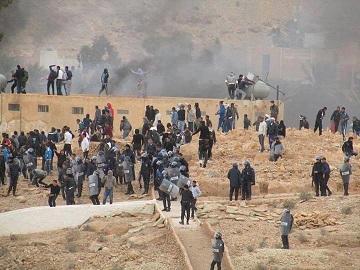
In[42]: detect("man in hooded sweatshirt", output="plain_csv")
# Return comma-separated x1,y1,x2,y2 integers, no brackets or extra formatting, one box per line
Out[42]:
241,161,255,200
227,163,242,201
280,209,294,249
102,169,116,204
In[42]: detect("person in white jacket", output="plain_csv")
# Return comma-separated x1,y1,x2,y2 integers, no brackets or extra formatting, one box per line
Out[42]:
258,116,267,152
81,134,90,159
153,109,161,128
189,180,201,219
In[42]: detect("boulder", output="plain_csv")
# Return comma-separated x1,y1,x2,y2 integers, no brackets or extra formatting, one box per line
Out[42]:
103,223,129,236
89,242,103,252
127,230,164,247
16,196,27,203
225,206,239,214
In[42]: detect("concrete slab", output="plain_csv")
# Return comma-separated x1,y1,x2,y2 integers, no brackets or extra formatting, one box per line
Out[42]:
0,200,154,236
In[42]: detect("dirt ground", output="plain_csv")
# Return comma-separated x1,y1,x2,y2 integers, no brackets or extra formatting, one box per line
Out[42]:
182,128,360,198
197,195,360,270
1,128,360,269
0,213,185,270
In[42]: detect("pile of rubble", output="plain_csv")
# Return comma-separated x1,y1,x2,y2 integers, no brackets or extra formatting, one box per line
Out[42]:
294,212,338,229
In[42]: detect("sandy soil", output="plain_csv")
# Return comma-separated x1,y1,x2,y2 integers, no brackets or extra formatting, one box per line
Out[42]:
197,195,360,270
0,213,185,270
183,128,360,198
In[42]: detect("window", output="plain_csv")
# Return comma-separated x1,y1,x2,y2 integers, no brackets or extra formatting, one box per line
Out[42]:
38,105,49,113
117,109,129,115
72,107,84,114
8,104,20,111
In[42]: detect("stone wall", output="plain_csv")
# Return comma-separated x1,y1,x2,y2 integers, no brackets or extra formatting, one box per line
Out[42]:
0,94,284,135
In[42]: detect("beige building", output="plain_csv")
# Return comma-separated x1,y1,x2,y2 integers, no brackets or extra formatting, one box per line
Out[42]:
0,94,283,135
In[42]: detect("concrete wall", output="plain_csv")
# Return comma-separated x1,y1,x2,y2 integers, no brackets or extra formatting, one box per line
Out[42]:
0,94,284,135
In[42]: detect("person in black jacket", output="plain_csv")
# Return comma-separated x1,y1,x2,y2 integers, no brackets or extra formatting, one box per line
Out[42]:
140,153,152,195
278,120,286,138
241,161,255,200
45,179,61,207
7,157,21,196
156,120,165,135
47,65,57,95
342,137,358,157
64,168,77,205
194,103,202,130
314,107,327,136
227,163,242,201
330,106,341,133
179,184,194,225
311,156,325,196
192,120,210,168
132,129,144,157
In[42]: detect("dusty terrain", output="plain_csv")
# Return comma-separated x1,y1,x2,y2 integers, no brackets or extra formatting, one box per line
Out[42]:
0,212,184,270
183,127,360,198
197,195,360,270
1,127,360,269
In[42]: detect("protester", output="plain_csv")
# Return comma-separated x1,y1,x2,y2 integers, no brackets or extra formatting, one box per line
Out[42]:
179,184,194,225
321,157,332,196
278,120,286,138
352,117,360,137
64,66,73,95
243,114,251,130
314,107,327,136
241,161,255,200
215,101,225,132
339,107,349,140
99,68,109,96
339,157,352,196
189,180,201,219
102,170,116,204
47,65,57,95
270,100,279,120
187,104,196,132
270,137,284,162
330,106,341,133
342,137,358,157
177,104,186,132
56,66,64,95
225,72,236,99
258,116,267,152
45,180,60,207
230,103,239,129
192,120,210,168
120,116,132,140
227,163,242,201
312,156,325,196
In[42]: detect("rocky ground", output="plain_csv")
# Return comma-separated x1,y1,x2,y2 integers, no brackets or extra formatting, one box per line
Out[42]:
197,195,360,270
0,212,184,270
1,128,360,269
183,128,360,198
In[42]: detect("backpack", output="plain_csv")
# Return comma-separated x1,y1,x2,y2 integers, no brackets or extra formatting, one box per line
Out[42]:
23,70,29,82
62,70,68,80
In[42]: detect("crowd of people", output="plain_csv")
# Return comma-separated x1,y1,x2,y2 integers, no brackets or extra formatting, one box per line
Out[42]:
0,95,358,260
225,72,255,100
